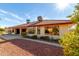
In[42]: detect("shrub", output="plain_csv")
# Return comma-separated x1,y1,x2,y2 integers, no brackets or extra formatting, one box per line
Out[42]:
25,35,31,38
50,37,59,43
30,35,37,39
39,36,50,41
59,31,79,56
0,28,5,35
21,32,27,37
23,35,37,39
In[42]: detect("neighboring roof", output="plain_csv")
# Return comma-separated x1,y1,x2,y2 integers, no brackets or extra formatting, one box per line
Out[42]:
34,20,73,26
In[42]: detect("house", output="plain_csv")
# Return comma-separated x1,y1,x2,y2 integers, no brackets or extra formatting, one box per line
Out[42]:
6,16,74,39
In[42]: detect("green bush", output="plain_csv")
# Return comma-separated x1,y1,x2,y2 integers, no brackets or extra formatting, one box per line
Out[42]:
39,36,50,41
59,31,79,56
21,32,27,37
0,28,5,35
31,35,37,39
25,35,31,38
23,35,37,39
51,37,59,43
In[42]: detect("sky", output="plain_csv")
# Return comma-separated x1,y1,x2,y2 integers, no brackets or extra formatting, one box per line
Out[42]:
0,3,76,27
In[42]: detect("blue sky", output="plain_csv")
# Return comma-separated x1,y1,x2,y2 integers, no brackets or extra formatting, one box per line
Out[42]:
0,3,76,27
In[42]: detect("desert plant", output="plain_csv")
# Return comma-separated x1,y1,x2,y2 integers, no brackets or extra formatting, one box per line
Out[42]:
59,31,79,56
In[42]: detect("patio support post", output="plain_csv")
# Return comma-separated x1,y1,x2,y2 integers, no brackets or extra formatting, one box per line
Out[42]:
14,29,16,34
20,28,22,35
26,28,27,34
40,27,45,36
10,28,13,34
35,27,37,35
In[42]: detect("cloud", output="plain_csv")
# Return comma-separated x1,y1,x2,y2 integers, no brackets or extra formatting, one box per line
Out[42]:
0,9,24,22
9,12,23,22
0,9,8,14
25,14,31,19
4,17,20,23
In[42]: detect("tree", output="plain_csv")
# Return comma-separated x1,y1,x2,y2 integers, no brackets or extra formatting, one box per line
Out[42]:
0,28,5,34
59,4,79,56
68,3,79,31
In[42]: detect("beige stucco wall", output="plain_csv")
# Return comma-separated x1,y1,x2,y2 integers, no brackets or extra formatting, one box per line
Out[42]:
35,27,37,35
59,24,74,38
40,26,45,35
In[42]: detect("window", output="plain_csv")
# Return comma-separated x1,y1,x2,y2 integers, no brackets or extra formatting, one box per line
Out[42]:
52,26,59,35
28,27,35,34
37,27,40,34
22,29,26,32
12,30,14,32
45,26,59,35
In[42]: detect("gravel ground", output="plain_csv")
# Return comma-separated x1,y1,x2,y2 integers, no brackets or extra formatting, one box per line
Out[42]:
0,39,63,56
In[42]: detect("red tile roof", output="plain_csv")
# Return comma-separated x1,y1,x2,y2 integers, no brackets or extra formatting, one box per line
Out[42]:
7,20,73,29
8,21,39,29
34,20,73,26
